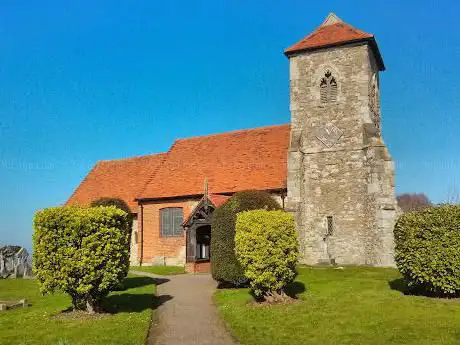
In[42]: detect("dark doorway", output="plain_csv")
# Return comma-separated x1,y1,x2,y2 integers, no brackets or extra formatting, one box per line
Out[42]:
196,225,211,261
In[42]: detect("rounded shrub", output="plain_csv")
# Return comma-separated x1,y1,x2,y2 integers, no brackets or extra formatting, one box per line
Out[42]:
91,197,133,279
33,206,130,313
211,190,281,286
90,197,131,215
394,204,460,297
235,210,298,300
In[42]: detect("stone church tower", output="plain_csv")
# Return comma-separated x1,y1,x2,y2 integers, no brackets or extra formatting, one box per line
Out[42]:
285,14,397,266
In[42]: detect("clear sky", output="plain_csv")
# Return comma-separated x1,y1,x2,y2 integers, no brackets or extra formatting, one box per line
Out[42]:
1,0,459,250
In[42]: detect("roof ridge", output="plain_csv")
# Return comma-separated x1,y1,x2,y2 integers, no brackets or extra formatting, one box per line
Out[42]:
284,14,376,57
173,123,290,143
309,21,373,40
98,152,167,164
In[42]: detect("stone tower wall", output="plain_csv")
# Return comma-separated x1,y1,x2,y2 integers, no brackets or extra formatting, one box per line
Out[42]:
286,43,397,266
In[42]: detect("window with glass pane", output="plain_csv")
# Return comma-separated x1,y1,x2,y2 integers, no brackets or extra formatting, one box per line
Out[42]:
160,208,183,237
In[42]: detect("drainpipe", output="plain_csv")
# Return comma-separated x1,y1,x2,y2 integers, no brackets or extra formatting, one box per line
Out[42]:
139,204,144,266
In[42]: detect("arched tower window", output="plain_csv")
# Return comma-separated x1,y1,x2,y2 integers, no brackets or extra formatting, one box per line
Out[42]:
320,70,338,103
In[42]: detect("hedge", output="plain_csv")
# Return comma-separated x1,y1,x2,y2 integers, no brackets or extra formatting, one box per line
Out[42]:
394,204,460,297
91,197,133,278
90,197,131,215
211,190,281,286
235,210,298,300
33,206,130,313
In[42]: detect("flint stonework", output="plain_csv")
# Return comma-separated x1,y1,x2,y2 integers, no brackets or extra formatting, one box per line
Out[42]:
286,43,398,267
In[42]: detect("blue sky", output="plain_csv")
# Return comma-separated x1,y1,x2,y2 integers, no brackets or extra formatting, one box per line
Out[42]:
1,0,459,249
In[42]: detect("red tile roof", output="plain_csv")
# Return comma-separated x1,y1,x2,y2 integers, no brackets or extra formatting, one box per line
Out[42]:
67,124,290,212
285,14,385,70
138,124,290,199
67,153,167,212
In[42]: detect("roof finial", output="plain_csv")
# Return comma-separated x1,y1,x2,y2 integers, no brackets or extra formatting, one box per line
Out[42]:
321,13,343,27
203,177,208,198
203,177,209,208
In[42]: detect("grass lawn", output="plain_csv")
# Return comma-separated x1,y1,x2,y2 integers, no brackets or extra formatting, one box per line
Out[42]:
130,265,185,276
0,275,155,345
215,266,460,345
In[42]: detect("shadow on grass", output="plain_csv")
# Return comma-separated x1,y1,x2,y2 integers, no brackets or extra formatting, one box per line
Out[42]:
118,276,169,291
285,281,307,299
247,281,307,302
388,278,410,295
104,276,172,313
103,293,173,314
58,293,173,315
388,278,460,298
56,276,172,315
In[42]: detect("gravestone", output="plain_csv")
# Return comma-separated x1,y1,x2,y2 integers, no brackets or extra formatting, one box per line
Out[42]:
0,245,33,278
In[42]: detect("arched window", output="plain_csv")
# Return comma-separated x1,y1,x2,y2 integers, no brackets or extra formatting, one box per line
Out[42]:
160,207,183,237
320,70,338,103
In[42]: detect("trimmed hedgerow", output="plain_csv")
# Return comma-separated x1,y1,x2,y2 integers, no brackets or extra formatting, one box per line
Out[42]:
211,190,281,286
33,206,130,313
394,204,460,297
235,210,298,300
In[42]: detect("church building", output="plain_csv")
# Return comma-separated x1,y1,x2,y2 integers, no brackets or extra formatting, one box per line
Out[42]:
67,14,398,272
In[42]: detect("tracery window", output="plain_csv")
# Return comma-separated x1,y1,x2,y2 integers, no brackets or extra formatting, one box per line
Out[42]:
320,70,338,103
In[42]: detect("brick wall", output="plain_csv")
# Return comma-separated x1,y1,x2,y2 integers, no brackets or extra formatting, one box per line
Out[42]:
138,199,199,265
138,192,284,267
185,261,211,273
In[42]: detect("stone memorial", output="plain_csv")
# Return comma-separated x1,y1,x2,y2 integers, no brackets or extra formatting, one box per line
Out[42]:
0,245,33,278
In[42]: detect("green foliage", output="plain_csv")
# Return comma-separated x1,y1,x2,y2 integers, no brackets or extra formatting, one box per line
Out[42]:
33,206,130,313
211,190,282,286
90,197,131,215
394,204,460,297
91,197,133,279
235,210,298,299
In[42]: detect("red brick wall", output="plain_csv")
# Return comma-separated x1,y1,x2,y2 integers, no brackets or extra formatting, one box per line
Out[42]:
185,261,211,273
138,199,199,264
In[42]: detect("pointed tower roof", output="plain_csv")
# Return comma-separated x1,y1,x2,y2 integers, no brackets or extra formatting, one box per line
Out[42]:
285,13,385,70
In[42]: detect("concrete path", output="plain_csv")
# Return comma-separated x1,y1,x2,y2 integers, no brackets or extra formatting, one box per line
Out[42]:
129,271,235,345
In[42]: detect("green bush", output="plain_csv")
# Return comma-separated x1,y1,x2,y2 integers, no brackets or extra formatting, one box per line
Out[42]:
33,206,130,313
91,197,133,279
211,190,281,286
90,197,131,215
235,210,298,300
394,205,460,297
